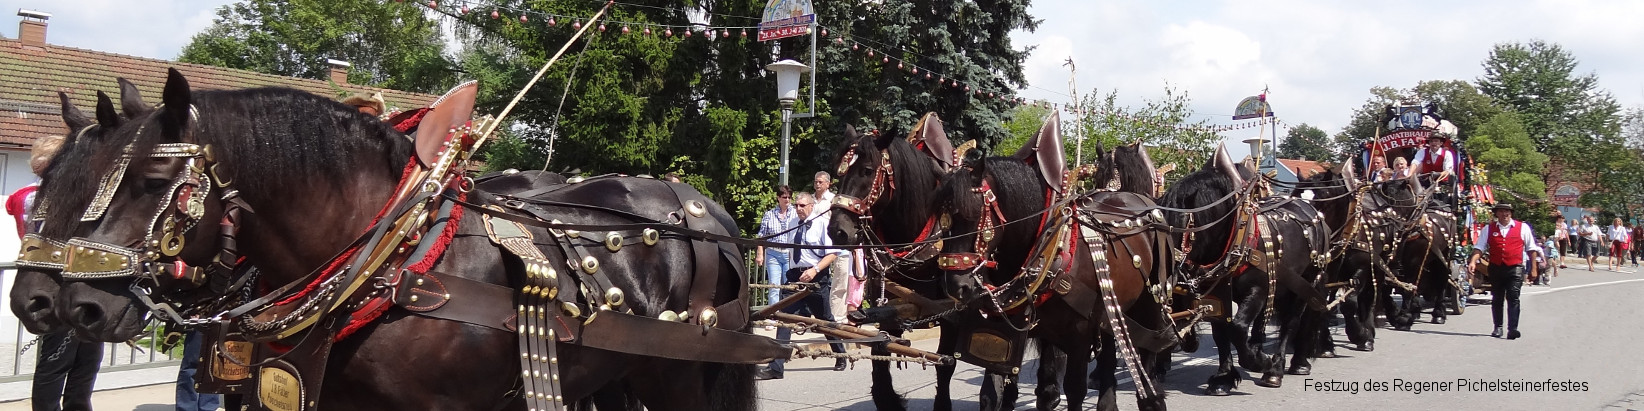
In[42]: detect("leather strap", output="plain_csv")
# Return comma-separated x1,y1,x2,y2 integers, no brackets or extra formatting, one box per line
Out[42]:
577,311,791,364
395,270,515,332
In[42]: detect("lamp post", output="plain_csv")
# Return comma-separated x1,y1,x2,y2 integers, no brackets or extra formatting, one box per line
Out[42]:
766,59,810,187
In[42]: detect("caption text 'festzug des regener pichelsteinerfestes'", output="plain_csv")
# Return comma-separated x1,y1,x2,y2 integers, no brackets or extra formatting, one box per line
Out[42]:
1301,378,1590,395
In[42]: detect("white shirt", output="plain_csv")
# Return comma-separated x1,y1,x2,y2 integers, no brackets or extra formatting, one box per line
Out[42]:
1609,225,1630,243
793,213,840,269
1473,219,1544,264
1582,222,1603,242
811,190,835,220
1410,147,1455,174
1554,221,1569,239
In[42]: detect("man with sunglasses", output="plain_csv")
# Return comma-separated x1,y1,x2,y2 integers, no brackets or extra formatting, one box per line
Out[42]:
756,193,848,380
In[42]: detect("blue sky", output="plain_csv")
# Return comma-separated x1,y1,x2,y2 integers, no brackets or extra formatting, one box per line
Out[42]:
6,0,1642,160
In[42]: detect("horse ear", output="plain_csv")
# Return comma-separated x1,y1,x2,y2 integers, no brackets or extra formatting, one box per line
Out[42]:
59,92,93,132
160,68,193,126
844,124,858,140
116,78,152,118
94,91,122,129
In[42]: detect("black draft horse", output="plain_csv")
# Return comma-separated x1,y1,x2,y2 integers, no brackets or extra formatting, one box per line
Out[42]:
1383,174,1459,329
934,141,1176,411
1293,163,1383,353
1159,146,1331,395
827,120,967,410
23,70,758,410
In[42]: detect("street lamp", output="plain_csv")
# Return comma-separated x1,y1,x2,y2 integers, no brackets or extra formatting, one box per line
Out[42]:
767,59,809,187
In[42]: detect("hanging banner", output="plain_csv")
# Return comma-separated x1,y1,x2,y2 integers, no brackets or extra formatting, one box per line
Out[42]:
1232,95,1273,120
1376,129,1430,151
759,0,815,42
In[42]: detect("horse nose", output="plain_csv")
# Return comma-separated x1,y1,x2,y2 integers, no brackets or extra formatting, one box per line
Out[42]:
67,301,108,331
18,288,56,324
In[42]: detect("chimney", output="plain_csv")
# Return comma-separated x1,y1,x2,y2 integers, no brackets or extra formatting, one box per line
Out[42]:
326,59,351,84
17,9,50,48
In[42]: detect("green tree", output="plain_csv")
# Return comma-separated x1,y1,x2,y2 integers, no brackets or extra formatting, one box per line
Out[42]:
453,0,1034,234
1466,113,1547,201
993,102,1051,155
1276,123,1332,161
1476,40,1622,165
1062,87,1221,182
177,0,455,93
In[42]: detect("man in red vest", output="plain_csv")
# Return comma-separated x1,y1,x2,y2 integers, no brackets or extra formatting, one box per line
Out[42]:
1411,133,1455,178
1468,203,1541,340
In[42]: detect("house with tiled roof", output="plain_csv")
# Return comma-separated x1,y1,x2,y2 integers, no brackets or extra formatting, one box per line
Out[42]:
1,10,439,194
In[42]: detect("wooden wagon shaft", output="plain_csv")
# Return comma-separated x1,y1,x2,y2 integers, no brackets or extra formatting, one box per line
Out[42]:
1169,309,1197,320
765,312,951,365
883,282,951,316
750,289,815,320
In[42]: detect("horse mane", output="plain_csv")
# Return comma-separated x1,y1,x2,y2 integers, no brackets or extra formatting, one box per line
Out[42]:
113,88,413,206
36,123,133,238
1112,143,1156,196
882,135,943,230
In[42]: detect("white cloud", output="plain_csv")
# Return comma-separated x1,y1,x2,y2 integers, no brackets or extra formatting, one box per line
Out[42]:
0,0,235,59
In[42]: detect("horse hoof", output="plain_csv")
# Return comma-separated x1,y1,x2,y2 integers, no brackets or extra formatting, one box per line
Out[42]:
1288,365,1311,375
1432,317,1446,325
1393,324,1412,331
1357,342,1374,352
1206,385,1233,396
1256,375,1283,388
1317,350,1337,359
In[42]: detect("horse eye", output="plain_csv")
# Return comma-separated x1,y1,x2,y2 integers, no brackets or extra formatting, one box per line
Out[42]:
144,178,171,192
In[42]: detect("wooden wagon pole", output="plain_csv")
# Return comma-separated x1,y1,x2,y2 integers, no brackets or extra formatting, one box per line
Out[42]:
765,312,951,364
469,0,615,157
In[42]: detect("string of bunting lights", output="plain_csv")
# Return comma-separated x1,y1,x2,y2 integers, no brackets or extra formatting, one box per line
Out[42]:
404,0,1299,137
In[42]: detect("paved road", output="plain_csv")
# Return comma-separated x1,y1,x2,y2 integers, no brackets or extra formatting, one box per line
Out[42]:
5,266,1641,410
756,266,1644,410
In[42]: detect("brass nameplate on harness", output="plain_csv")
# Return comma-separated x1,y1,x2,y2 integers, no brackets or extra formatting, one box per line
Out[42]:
967,331,1012,364
259,367,303,411
211,341,254,381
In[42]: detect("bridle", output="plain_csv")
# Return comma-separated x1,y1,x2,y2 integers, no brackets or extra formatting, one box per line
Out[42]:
21,105,255,324
936,178,1005,274
831,145,946,277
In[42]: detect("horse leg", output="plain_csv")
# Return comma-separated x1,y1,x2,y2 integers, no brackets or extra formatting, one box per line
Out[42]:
1035,338,1066,411
1090,334,1119,411
1259,298,1302,388
1204,317,1241,396
1060,340,1093,411
1289,305,1322,376
871,328,908,411
1428,263,1451,324
978,371,1014,411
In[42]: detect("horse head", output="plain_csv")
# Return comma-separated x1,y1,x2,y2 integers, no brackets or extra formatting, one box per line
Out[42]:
1158,143,1247,267
933,156,1042,305
47,69,412,342
11,80,153,336
828,116,949,266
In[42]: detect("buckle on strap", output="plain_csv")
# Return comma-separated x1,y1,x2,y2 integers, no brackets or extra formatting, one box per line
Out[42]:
61,238,142,280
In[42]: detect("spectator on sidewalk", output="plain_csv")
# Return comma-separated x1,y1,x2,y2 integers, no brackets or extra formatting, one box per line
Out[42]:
755,193,848,380
1578,216,1601,271
1553,215,1570,269
1608,218,1630,272
1538,236,1558,285
755,185,799,305
1634,222,1644,269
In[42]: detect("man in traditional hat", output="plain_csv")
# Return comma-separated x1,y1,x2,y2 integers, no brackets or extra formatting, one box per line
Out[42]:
341,92,387,118
1468,203,1540,340
1411,133,1455,180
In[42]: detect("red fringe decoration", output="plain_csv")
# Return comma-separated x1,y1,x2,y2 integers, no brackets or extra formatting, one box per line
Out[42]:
333,190,467,341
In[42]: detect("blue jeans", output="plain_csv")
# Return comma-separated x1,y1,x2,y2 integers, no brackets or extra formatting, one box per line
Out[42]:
763,251,791,304
176,331,221,411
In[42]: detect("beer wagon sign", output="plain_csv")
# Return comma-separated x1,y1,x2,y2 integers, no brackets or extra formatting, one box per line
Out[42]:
759,0,815,41
1376,129,1430,151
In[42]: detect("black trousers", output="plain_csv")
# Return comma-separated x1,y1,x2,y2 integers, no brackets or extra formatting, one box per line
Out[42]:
1488,264,1524,332
769,266,845,373
32,331,103,411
